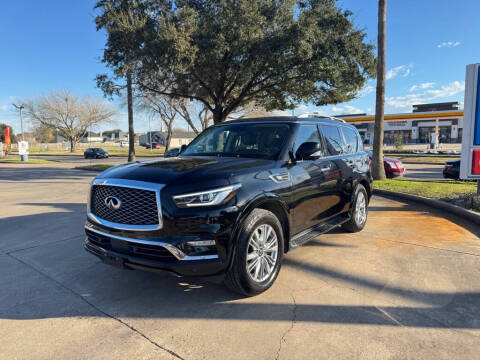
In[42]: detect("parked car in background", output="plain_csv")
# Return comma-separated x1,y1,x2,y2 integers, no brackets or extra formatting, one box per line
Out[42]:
164,147,180,158
119,141,128,147
145,142,162,149
366,151,405,178
443,160,460,180
84,148,109,159
84,116,372,295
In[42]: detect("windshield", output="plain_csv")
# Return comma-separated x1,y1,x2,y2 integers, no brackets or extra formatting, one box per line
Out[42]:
181,123,291,159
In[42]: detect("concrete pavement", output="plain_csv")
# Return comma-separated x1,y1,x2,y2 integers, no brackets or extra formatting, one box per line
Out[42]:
1,163,480,359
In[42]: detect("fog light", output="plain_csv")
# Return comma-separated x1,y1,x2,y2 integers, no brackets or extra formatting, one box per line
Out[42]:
186,240,216,247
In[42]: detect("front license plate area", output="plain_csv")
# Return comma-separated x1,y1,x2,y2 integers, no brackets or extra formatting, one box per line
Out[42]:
103,253,125,268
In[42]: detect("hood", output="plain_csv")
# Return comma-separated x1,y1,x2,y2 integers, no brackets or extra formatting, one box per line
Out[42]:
97,156,277,185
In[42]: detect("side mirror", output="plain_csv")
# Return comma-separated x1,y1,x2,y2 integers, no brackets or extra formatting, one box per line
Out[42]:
179,144,187,153
295,142,322,161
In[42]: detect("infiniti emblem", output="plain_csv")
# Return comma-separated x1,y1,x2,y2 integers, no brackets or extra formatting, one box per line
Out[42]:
104,196,122,210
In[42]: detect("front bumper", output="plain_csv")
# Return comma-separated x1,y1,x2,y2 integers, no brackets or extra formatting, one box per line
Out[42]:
84,224,225,277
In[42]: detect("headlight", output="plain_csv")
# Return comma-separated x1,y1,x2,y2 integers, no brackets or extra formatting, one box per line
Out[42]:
172,184,242,208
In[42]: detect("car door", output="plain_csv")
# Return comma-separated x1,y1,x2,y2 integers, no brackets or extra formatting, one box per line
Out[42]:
289,124,338,235
319,124,352,215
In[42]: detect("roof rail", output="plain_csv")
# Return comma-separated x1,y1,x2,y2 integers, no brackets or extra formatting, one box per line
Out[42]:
297,113,346,123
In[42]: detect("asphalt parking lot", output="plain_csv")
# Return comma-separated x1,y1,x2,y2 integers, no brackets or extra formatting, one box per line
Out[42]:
1,163,480,360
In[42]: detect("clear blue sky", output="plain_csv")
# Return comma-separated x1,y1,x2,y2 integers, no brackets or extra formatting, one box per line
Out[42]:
1,0,479,133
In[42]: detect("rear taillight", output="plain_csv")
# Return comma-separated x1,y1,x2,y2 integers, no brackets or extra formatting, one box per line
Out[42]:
444,165,453,170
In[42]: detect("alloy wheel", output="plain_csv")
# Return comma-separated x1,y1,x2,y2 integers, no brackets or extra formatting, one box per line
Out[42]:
246,224,278,283
355,192,367,226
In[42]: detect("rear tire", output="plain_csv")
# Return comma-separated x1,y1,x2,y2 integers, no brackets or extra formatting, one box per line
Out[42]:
224,209,284,296
342,184,369,233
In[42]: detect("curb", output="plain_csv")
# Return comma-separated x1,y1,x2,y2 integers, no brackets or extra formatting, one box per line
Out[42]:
373,189,480,226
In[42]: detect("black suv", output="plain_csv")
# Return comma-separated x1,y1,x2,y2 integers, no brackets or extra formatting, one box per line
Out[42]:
85,117,371,295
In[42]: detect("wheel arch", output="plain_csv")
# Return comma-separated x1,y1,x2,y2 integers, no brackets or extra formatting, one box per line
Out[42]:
231,195,292,258
358,178,372,200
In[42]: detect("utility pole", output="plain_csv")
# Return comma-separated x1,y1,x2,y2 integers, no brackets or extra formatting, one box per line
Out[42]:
12,104,25,141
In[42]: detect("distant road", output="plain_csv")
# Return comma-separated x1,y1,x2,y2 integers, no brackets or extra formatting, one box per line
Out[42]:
403,163,445,180
29,155,161,164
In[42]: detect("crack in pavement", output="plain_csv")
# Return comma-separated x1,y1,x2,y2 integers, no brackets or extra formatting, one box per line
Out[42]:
6,252,186,360
380,239,480,258
275,292,297,360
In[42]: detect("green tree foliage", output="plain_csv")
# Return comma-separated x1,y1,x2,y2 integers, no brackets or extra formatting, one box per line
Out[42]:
0,124,16,143
134,0,376,123
394,132,404,150
33,124,55,143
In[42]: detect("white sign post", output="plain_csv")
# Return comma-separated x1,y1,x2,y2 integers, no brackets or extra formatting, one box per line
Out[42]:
18,141,29,161
460,64,480,183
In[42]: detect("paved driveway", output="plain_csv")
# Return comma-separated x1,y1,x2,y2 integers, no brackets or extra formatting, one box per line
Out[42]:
1,163,479,360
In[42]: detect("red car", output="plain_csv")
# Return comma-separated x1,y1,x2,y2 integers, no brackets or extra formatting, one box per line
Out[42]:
367,151,406,178
145,142,162,149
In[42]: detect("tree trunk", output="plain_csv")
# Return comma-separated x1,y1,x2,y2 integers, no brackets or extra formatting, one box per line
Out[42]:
212,107,225,125
372,0,387,180
70,138,75,153
126,69,136,162
165,122,173,151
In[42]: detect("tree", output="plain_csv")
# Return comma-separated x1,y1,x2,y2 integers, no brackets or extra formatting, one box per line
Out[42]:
176,100,212,135
33,124,55,143
136,0,376,124
95,0,151,161
372,0,387,180
24,90,115,152
394,132,403,151
138,93,178,150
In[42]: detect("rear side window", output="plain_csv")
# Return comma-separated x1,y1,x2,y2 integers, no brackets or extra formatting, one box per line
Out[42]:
341,127,359,154
319,125,345,156
294,124,324,156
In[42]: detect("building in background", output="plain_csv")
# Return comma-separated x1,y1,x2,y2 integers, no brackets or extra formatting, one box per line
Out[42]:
80,131,103,143
338,102,463,146
102,129,128,142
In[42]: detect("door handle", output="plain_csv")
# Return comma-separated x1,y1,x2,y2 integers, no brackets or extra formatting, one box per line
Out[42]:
320,166,331,172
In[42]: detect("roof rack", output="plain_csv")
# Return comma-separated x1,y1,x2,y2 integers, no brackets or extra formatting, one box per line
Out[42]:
297,113,346,123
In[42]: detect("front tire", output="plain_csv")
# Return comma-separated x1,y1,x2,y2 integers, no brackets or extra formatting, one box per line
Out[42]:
224,209,284,296
342,184,369,233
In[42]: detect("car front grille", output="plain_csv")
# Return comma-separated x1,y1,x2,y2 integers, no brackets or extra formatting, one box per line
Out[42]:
90,185,159,226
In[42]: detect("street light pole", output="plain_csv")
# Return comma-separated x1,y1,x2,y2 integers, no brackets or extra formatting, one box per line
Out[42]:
12,104,25,141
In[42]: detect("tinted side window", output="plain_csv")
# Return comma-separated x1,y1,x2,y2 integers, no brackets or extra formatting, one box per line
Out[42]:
320,125,345,156
294,124,323,156
341,127,359,154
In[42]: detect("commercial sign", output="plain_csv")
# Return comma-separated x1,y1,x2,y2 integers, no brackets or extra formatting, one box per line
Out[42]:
18,141,29,155
460,64,480,179
4,126,11,147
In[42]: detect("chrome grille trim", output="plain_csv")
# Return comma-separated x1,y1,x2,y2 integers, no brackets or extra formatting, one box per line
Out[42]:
88,178,165,231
